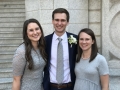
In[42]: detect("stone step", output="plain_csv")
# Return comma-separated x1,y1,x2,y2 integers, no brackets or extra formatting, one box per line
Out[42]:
0,59,13,68
0,0,24,1
0,0,25,88
0,17,25,22
0,31,22,38
0,31,22,33
0,45,18,52
0,54,13,60
0,27,22,32
0,58,12,62
0,8,25,13
0,68,12,78
0,58,13,69
0,22,23,28
0,38,23,45
0,88,11,90
0,12,25,18
0,4,25,9
0,62,12,68
0,0,25,5
0,78,12,90
0,52,13,60
0,52,14,54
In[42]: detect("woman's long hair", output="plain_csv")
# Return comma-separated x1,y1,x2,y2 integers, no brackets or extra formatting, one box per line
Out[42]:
76,28,98,63
23,18,47,70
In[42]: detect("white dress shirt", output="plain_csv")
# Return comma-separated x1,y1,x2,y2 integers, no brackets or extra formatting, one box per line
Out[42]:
50,32,71,83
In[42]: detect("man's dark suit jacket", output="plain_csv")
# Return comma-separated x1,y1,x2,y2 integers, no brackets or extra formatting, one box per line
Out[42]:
43,32,77,90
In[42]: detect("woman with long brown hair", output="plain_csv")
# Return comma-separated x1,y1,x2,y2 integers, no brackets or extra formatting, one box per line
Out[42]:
12,18,47,90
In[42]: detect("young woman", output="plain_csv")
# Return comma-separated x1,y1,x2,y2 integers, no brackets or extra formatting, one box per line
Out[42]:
74,28,109,90
12,18,47,90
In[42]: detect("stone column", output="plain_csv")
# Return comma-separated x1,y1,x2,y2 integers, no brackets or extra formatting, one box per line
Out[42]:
88,0,102,52
102,0,120,90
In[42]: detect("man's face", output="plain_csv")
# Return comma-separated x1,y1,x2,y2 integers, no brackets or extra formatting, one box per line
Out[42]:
52,13,69,36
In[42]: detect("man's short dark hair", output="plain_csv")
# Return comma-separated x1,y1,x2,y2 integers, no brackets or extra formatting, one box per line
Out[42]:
52,8,70,22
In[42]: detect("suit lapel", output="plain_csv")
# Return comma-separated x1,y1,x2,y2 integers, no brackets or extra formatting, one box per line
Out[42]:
46,33,54,68
66,32,72,69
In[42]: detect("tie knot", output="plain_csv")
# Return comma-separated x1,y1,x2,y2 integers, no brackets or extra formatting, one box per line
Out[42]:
58,38,62,42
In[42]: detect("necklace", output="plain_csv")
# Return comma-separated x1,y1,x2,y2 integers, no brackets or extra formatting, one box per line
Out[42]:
81,57,90,60
81,54,90,60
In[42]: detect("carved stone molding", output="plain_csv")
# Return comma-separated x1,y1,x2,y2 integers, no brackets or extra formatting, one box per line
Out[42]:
110,0,120,8
102,0,120,89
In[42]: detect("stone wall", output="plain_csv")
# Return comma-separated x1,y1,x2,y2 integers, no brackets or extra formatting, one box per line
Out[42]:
25,0,88,36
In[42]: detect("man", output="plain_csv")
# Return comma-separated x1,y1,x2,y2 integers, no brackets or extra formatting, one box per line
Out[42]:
43,8,77,90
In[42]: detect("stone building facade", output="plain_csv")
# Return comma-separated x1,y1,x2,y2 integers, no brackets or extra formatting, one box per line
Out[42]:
25,0,120,90
0,0,119,90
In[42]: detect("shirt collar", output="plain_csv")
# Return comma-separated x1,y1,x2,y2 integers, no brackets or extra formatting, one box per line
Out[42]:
53,32,67,42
